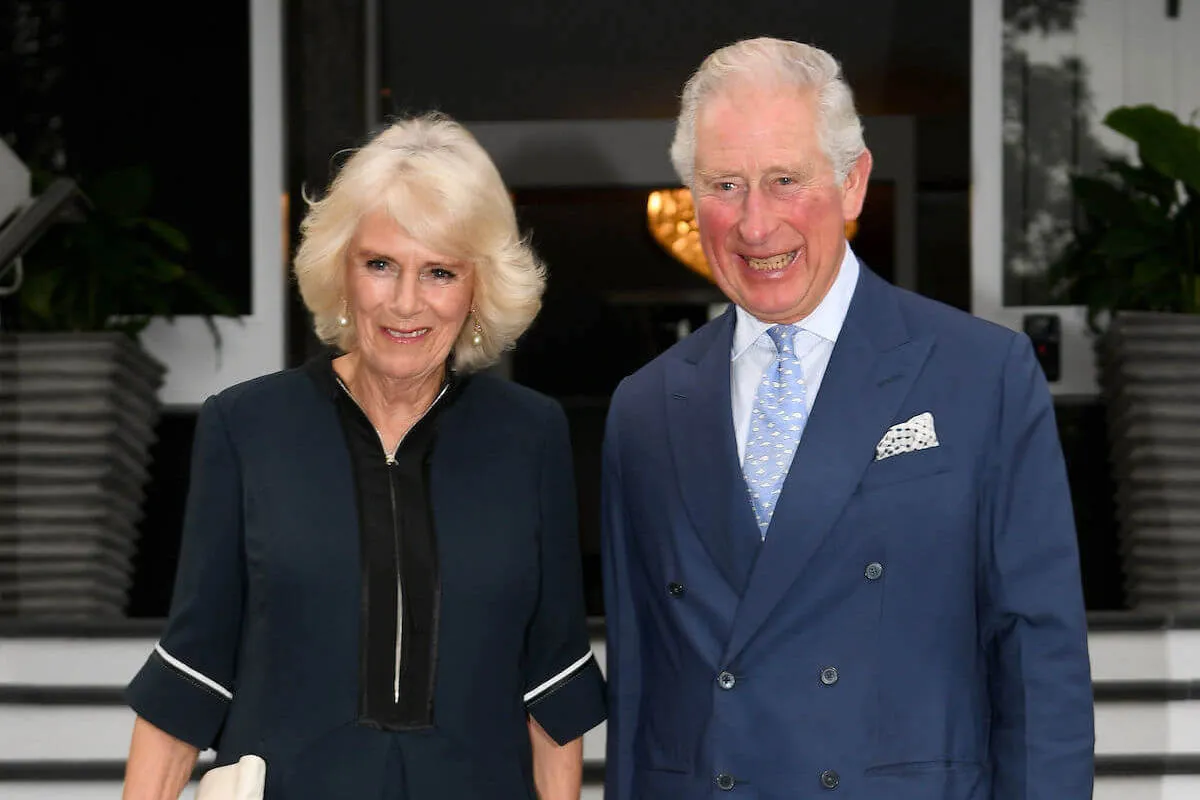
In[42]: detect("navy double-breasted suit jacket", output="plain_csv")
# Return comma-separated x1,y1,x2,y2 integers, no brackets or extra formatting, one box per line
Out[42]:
601,267,1094,799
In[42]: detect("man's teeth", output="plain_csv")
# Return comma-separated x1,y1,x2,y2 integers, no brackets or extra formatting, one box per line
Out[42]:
745,252,795,271
386,328,428,339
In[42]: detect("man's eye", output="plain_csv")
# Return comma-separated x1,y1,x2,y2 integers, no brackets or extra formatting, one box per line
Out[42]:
777,176,794,185
718,182,737,192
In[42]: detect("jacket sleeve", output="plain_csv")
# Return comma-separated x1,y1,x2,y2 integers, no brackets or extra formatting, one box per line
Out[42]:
600,393,641,800
981,333,1095,798
522,400,606,745
124,394,246,749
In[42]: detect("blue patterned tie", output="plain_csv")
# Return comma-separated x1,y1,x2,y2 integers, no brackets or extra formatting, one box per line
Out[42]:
742,325,809,538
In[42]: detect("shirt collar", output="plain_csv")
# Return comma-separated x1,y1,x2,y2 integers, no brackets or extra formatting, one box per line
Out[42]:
731,245,861,361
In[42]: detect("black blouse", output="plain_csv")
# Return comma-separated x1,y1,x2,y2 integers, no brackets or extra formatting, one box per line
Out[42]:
325,358,450,729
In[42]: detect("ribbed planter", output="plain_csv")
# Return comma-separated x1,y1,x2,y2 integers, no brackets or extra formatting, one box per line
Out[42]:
0,332,165,618
1099,312,1200,609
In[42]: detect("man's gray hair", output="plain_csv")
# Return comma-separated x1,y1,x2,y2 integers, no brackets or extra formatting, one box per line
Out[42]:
670,37,866,187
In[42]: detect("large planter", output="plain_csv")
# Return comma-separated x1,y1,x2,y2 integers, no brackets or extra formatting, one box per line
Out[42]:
0,332,165,618
1099,312,1200,610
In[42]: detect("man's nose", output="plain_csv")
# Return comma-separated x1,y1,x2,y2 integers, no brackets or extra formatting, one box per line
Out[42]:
736,187,778,244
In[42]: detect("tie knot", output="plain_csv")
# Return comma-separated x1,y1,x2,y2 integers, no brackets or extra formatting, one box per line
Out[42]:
766,324,797,356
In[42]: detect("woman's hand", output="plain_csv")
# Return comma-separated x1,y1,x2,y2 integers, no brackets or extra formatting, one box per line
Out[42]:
528,715,584,800
123,715,200,800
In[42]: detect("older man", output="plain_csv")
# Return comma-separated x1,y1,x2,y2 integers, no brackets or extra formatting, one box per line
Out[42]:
601,37,1094,799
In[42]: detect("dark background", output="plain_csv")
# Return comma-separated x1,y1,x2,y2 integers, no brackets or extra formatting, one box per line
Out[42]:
0,0,253,315
0,0,1124,617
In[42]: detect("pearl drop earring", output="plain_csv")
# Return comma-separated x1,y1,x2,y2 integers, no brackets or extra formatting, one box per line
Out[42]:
471,308,484,347
337,300,350,328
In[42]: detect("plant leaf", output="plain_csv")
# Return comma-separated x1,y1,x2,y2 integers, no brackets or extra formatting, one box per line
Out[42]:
1102,158,1180,209
1096,227,1161,260
1071,176,1139,224
1130,256,1176,290
139,218,190,253
1104,105,1200,195
85,165,154,220
18,267,61,323
177,271,239,316
146,259,186,283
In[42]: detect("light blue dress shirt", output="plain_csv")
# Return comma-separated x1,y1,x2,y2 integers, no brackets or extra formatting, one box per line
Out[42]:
730,247,861,464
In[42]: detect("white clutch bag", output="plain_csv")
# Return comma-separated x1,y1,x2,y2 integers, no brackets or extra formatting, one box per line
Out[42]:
195,754,266,800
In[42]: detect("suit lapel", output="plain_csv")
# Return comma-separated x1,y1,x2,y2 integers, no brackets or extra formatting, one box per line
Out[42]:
666,309,763,592
724,270,934,661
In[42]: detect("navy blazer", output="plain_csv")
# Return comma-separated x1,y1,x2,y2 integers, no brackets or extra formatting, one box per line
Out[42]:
127,361,605,799
602,267,1094,799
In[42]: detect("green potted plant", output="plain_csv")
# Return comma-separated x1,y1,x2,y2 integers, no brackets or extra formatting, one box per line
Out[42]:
1048,104,1199,327
1047,103,1200,611
0,163,236,618
13,163,236,340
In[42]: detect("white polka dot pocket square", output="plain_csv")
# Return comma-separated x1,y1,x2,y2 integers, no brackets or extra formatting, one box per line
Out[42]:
874,412,939,461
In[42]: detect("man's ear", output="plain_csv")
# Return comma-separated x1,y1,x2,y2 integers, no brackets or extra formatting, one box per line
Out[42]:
841,149,873,221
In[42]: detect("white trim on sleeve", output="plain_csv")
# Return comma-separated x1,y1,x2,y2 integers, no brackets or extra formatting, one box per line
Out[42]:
154,642,234,700
523,651,593,704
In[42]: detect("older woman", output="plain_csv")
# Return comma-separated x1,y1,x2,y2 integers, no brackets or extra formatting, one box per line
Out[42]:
122,113,605,799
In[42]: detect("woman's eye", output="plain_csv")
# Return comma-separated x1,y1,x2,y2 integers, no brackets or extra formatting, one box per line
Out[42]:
366,258,390,272
425,266,457,282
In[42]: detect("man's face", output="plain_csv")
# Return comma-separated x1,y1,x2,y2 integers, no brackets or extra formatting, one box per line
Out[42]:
692,81,871,324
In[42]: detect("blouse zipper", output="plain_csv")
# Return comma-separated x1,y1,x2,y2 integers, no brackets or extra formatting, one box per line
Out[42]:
336,377,448,705
386,471,401,702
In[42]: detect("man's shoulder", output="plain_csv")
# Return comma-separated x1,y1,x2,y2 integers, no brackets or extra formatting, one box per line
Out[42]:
878,278,1021,360
611,312,729,405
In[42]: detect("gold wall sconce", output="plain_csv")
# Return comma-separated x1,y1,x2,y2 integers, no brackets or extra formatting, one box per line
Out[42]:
646,188,858,282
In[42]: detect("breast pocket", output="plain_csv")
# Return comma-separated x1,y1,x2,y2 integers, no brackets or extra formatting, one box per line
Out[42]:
858,444,951,490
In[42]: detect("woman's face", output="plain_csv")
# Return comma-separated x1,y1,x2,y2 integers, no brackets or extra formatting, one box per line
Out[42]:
345,209,474,385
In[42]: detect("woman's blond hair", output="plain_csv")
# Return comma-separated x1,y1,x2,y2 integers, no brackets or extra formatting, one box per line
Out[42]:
293,112,545,372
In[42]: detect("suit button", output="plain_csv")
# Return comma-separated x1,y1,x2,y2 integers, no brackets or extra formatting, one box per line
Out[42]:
715,773,736,791
820,769,840,789
820,666,839,686
864,562,884,581
717,670,736,690
667,582,686,598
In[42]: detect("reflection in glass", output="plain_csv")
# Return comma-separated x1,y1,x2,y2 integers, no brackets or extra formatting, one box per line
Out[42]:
1002,0,1108,306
